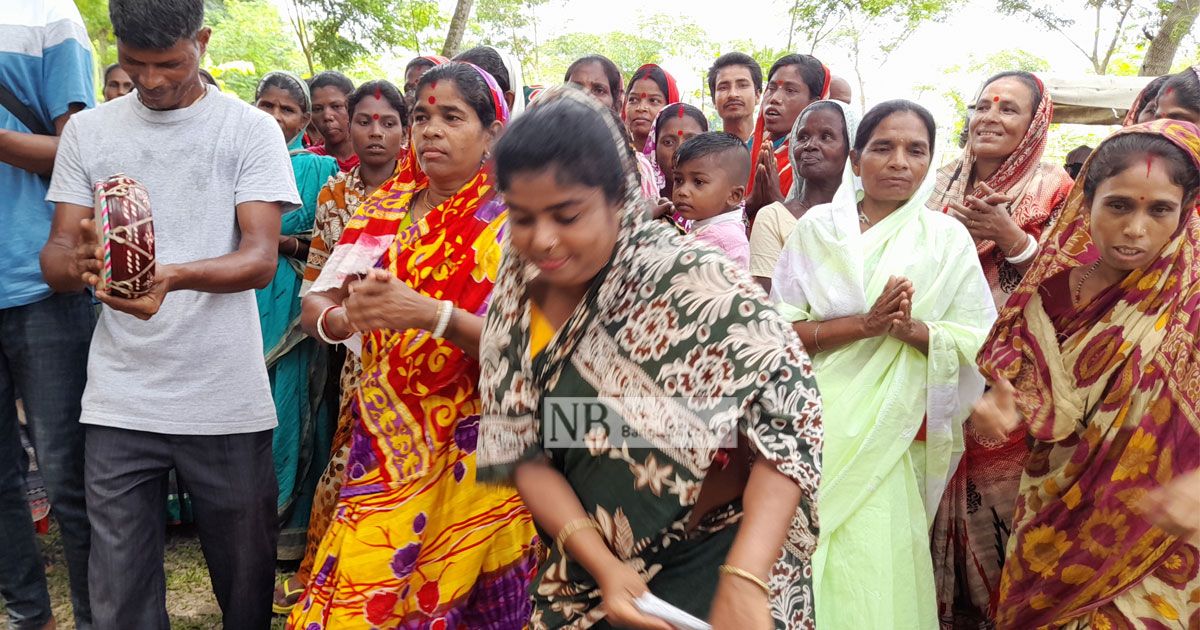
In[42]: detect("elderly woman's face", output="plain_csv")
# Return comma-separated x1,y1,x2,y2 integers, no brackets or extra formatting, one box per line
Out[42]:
411,79,499,188
970,77,1036,162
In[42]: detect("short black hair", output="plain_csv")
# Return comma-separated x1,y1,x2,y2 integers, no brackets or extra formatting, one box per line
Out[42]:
855,99,936,153
495,97,626,204
454,46,510,94
767,54,826,101
416,62,500,127
674,132,752,185
1161,69,1200,116
707,52,763,97
654,103,709,140
405,56,437,77
1083,133,1199,206
256,72,309,112
110,0,203,50
308,71,354,97
565,55,623,110
348,80,407,123
981,70,1042,112
626,65,671,102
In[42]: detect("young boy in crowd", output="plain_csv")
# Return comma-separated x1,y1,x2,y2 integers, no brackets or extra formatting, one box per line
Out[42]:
671,132,752,269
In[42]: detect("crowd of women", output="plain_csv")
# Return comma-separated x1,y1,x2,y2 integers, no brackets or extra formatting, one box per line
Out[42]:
212,48,1200,630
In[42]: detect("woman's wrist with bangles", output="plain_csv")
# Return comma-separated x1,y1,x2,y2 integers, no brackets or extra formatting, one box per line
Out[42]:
718,564,771,596
316,304,352,344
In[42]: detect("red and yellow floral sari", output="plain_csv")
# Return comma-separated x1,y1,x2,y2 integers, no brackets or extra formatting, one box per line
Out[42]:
288,66,538,629
979,120,1200,629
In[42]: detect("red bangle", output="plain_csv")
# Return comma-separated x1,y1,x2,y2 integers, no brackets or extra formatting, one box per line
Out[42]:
316,304,350,344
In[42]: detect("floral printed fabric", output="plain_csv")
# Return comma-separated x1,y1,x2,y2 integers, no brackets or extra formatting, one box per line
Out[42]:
476,86,823,629
978,120,1200,629
288,65,538,630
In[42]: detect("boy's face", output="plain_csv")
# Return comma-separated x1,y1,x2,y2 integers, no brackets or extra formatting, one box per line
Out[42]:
672,153,745,221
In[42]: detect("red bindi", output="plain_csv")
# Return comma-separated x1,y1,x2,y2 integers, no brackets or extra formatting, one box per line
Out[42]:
993,96,1000,102
428,96,436,104
372,113,380,121
640,93,647,99
677,130,684,136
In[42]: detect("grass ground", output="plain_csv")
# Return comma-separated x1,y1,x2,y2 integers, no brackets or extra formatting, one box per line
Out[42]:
0,525,291,630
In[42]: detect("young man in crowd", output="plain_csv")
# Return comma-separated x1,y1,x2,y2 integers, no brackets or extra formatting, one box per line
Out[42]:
0,1,96,627
708,52,763,146
40,0,299,627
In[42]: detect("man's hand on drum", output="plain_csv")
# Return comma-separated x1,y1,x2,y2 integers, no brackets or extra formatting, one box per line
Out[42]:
94,262,176,321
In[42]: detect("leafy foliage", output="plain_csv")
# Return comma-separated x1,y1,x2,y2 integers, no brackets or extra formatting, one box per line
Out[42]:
287,0,444,71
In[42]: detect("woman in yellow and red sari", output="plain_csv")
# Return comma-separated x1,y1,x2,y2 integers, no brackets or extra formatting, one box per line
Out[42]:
287,62,538,628
971,119,1200,629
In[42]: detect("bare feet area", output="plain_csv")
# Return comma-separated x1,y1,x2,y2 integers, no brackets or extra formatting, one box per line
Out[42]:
1,525,291,630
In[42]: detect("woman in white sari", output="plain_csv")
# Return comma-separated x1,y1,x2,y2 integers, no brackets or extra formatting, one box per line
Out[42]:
772,100,996,629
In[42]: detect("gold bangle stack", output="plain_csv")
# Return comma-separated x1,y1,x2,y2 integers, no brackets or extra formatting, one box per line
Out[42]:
555,517,602,557
718,564,771,596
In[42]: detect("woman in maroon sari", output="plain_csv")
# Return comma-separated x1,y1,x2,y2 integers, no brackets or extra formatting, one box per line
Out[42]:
971,119,1200,629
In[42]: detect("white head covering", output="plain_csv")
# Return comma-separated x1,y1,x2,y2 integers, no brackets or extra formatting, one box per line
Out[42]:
785,99,861,205
480,45,526,118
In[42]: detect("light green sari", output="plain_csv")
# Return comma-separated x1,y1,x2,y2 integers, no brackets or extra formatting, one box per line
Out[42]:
772,172,995,629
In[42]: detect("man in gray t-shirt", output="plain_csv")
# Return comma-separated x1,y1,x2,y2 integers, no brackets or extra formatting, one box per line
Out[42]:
40,1,297,627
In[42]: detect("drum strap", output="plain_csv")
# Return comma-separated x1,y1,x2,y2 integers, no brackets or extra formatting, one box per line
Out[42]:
0,80,52,136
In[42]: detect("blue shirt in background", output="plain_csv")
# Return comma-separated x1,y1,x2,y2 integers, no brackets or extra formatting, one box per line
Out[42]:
0,0,95,309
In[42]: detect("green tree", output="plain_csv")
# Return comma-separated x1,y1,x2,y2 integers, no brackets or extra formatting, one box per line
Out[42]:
997,0,1155,75
285,0,445,73
205,0,306,100
76,0,116,66
465,0,549,78
1140,0,1200,75
536,14,715,88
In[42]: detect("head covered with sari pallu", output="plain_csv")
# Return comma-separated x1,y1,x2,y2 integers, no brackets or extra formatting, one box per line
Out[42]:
626,63,680,192
291,61,535,629
744,56,830,208
978,120,1200,629
928,72,1074,306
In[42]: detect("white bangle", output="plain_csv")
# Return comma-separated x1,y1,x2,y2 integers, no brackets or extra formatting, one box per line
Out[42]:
1004,233,1038,265
316,305,350,344
431,300,454,338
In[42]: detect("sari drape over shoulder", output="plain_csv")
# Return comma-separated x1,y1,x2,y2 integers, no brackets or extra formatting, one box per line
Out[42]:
927,74,1076,627
772,171,996,630
979,120,1200,630
477,86,823,629
927,74,1074,308
287,65,538,630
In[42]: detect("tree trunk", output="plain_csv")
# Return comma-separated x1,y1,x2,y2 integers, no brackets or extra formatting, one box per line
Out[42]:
1140,0,1200,76
441,0,476,58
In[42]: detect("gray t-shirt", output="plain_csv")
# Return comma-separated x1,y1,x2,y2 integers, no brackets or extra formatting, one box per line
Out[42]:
47,85,300,435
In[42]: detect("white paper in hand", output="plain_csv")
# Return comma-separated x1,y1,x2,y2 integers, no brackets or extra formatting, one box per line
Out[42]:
633,592,712,630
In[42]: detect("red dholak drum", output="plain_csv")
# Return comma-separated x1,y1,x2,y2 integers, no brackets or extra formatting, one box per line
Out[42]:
93,173,155,298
